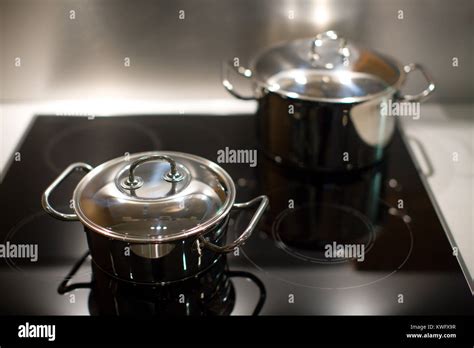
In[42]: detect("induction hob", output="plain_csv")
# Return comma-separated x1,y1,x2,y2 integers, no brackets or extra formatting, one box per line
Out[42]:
0,115,472,316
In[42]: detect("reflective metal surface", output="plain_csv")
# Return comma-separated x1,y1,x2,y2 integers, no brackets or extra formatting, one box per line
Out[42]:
237,30,410,103
399,63,436,103
3,0,468,103
42,150,268,282
121,154,185,190
41,162,93,221
57,252,266,316
255,92,397,171
83,219,228,283
67,151,236,242
199,195,269,253
310,30,350,64
223,30,434,171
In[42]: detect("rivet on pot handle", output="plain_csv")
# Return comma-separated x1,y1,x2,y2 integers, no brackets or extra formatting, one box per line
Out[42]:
42,162,93,221
399,63,435,102
199,195,269,253
222,61,256,100
311,30,350,66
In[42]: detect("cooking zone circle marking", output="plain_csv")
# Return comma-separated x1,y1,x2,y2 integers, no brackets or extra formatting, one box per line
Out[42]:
3,210,92,281
272,203,376,264
44,121,162,173
237,199,413,290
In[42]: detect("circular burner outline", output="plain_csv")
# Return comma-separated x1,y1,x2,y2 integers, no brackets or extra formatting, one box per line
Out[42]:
3,210,92,281
44,120,162,174
272,203,376,264
240,199,414,290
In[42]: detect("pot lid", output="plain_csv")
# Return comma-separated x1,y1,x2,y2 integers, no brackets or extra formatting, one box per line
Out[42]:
252,30,403,103
73,151,236,243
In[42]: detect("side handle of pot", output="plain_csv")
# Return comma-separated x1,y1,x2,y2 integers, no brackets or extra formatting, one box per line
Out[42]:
406,135,435,178
221,61,257,100
398,63,435,102
199,195,269,253
41,162,93,221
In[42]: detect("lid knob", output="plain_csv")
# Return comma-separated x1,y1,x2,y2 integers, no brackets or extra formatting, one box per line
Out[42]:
310,30,350,67
121,154,185,190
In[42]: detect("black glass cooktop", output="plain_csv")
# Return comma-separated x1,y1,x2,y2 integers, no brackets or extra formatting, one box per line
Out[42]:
0,115,472,316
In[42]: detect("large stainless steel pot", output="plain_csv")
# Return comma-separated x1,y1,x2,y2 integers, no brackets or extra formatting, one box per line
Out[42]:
42,151,268,284
223,30,435,172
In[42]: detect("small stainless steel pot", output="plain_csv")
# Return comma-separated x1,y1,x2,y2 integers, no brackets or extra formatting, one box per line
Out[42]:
42,151,268,284
223,30,435,172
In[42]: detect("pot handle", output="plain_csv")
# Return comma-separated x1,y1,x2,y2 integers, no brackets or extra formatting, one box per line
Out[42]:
221,61,256,100
311,30,350,65
398,63,435,102
406,135,435,178
41,162,93,221
199,195,269,253
120,154,185,190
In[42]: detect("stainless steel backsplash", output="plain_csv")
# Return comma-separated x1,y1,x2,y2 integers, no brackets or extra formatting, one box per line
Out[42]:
1,0,472,103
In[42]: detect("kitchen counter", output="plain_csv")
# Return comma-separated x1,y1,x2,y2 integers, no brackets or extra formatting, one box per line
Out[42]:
0,101,472,291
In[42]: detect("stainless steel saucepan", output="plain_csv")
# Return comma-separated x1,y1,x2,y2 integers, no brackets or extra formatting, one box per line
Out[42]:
42,151,269,284
223,30,435,172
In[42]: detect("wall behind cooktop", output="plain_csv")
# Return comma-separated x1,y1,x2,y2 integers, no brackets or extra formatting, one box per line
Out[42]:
1,0,472,103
